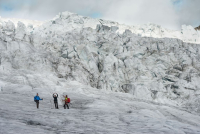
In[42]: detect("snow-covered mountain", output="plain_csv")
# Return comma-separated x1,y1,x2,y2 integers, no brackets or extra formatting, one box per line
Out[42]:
1,11,200,133
0,16,43,28
1,11,200,44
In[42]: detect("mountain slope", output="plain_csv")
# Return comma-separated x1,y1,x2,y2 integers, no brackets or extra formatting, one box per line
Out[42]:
1,11,200,44
1,82,200,134
0,11,200,133
0,11,200,106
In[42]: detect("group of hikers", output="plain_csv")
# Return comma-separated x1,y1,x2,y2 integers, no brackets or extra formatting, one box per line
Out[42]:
34,93,70,109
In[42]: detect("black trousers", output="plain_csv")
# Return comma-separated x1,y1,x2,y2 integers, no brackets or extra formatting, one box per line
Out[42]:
54,101,58,109
64,103,69,109
35,100,39,109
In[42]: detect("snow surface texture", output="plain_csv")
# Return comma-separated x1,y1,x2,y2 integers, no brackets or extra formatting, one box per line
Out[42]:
1,82,200,134
1,11,200,133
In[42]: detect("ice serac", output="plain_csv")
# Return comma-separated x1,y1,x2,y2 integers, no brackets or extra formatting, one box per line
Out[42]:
0,11,200,111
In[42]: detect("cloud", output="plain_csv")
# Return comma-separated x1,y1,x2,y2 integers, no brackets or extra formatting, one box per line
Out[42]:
0,0,37,19
103,0,180,29
0,0,199,30
176,0,200,27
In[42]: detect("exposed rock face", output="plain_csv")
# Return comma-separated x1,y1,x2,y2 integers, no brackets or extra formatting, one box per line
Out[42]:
195,25,200,31
0,11,200,109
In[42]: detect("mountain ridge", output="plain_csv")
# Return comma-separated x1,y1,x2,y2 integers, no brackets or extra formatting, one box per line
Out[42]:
1,11,200,44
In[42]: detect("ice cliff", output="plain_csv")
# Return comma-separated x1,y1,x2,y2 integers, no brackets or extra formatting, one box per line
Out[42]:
0,11,200,110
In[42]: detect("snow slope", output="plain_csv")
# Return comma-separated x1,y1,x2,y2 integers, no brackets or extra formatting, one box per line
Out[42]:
1,11,200,44
1,81,200,134
1,11,200,133
47,12,200,44
0,16,43,28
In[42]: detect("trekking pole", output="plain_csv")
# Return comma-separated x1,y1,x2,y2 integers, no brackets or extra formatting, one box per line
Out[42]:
60,97,64,108
69,103,72,106
50,100,53,109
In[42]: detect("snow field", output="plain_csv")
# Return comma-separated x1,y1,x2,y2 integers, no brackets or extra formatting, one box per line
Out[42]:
1,81,200,134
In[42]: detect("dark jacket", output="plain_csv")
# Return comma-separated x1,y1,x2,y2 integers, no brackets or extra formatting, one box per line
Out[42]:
53,94,58,102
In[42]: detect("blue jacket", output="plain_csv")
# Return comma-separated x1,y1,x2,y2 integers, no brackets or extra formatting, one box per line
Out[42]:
34,96,42,101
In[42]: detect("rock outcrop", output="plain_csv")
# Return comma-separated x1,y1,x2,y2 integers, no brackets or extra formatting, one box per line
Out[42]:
195,25,200,31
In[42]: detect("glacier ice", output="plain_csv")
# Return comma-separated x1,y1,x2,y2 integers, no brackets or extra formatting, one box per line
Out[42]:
0,11,200,107
0,11,200,133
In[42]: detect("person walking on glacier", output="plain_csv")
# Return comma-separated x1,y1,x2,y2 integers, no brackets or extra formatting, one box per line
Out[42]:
53,93,59,109
63,95,70,109
34,93,43,109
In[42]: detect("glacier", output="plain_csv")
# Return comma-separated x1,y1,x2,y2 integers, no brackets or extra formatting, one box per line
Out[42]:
0,11,200,133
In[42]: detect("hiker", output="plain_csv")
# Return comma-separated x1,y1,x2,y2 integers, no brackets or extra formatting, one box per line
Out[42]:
34,93,43,109
63,95,70,109
53,93,59,109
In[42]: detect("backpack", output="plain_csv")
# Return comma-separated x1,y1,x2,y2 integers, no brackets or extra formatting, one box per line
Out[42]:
67,98,70,103
65,98,70,103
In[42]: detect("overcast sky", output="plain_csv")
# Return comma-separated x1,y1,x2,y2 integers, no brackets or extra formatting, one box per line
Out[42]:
0,0,199,30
